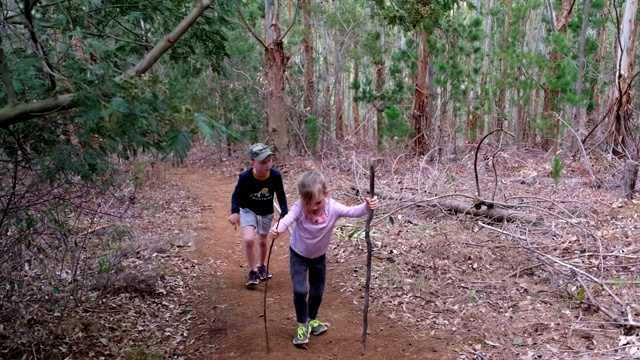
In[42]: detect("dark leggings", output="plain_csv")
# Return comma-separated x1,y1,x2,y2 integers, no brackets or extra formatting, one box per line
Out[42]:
289,247,326,324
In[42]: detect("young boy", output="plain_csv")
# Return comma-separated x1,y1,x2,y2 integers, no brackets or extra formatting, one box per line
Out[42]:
229,143,288,289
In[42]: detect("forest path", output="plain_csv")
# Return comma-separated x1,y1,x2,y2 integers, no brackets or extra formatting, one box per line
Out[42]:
170,167,454,359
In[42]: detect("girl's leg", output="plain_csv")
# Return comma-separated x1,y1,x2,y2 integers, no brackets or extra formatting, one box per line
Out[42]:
290,248,310,324
307,254,326,320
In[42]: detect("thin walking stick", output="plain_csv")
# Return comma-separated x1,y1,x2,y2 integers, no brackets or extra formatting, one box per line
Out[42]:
264,216,281,354
361,164,375,354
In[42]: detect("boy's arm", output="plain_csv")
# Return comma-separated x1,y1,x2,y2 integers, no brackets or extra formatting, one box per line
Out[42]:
230,176,243,215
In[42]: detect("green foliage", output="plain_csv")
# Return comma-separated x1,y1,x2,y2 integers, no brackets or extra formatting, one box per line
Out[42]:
305,116,320,154
381,106,411,138
550,156,564,184
371,0,458,33
1,0,234,167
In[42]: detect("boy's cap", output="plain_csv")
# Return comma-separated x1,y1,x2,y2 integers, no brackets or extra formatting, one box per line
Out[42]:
248,143,273,161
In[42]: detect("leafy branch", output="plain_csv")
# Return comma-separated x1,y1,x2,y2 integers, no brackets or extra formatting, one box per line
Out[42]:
0,0,214,128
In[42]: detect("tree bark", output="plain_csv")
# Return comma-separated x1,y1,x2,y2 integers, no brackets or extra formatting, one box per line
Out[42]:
334,30,344,141
573,0,591,149
352,40,361,138
321,19,331,151
375,62,385,148
265,40,289,160
411,31,428,155
301,0,316,152
302,0,315,118
606,0,639,158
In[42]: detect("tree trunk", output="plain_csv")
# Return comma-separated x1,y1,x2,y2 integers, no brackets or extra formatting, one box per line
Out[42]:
375,62,385,149
588,4,608,143
573,0,591,150
301,0,316,153
494,0,511,132
264,0,289,160
265,41,289,159
606,0,639,158
411,31,428,155
302,0,315,119
321,19,331,151
477,0,492,142
352,40,361,138
334,33,344,141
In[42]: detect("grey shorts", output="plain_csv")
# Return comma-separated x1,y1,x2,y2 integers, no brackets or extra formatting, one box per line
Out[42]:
239,208,274,235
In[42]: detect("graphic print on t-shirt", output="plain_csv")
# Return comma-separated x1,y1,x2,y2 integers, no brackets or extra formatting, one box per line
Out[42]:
250,188,272,201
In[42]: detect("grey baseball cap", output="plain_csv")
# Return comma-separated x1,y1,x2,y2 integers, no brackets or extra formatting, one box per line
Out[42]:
248,143,273,161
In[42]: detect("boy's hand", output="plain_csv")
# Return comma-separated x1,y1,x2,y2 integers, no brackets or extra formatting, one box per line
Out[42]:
269,227,280,239
365,196,379,210
229,213,239,230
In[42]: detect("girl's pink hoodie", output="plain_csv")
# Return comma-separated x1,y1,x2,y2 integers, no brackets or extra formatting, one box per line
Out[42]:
275,198,368,259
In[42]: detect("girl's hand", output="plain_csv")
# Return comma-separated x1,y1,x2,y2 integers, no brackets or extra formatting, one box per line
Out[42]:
269,227,280,239
365,196,379,210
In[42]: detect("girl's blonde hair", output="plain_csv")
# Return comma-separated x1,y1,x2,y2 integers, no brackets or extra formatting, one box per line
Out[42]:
298,170,328,216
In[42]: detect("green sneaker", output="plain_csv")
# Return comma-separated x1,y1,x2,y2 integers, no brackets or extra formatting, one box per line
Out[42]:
293,323,310,345
309,319,328,336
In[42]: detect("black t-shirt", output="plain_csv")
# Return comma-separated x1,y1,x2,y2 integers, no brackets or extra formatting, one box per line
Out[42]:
230,168,288,216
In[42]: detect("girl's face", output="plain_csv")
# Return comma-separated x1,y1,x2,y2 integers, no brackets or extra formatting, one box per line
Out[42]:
307,193,326,216
252,155,273,177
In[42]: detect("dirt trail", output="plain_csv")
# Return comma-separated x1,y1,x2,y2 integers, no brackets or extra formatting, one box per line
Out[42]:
170,168,454,359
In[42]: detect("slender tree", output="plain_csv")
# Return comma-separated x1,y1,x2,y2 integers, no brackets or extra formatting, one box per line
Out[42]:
606,0,639,158
239,0,298,160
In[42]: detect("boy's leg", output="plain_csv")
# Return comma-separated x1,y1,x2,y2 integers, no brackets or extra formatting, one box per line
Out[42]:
256,234,272,280
257,234,268,267
242,226,257,272
241,225,259,289
255,214,274,280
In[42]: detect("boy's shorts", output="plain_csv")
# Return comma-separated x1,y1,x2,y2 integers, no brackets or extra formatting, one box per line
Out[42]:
239,208,274,236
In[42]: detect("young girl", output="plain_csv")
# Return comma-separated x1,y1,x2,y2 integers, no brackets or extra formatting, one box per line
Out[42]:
269,170,378,346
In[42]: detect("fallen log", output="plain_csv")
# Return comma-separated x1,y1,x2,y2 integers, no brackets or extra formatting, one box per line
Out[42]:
352,186,544,225
432,199,543,225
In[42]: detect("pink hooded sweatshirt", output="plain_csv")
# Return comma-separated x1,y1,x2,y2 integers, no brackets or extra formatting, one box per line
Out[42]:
275,198,368,259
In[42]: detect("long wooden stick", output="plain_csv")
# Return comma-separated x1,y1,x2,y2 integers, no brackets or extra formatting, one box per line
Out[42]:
361,164,375,354
264,216,281,354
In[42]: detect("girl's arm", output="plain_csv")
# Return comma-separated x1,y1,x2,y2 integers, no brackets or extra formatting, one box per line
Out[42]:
270,200,301,238
274,172,289,216
333,196,379,218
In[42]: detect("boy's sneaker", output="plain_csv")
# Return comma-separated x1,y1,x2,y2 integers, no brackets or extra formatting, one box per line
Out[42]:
257,264,272,280
292,323,310,345
246,270,259,289
309,319,329,336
